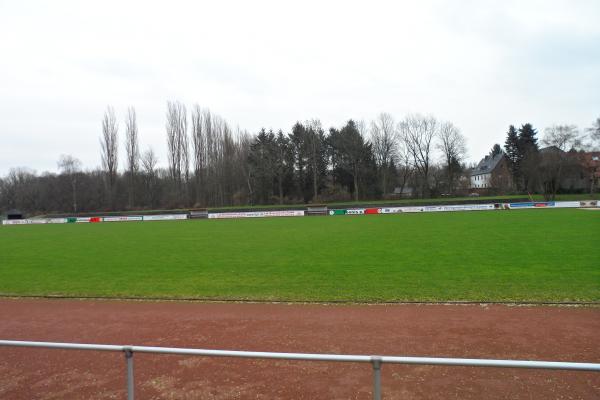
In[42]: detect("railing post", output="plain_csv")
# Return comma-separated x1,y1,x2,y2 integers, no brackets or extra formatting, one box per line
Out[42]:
371,356,382,400
124,347,134,400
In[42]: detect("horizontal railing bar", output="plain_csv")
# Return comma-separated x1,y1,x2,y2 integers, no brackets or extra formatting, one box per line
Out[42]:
1,340,599,372
0,340,124,352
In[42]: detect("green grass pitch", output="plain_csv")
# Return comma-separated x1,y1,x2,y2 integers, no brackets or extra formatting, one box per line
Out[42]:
0,209,598,302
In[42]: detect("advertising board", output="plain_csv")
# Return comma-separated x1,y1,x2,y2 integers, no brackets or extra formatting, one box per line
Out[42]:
379,207,403,214
208,210,305,219
143,214,188,221
345,209,365,215
2,219,32,225
553,201,581,208
329,209,347,215
103,216,144,222
508,202,554,209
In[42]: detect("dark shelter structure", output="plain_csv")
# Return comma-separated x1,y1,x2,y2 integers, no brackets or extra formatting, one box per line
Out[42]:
5,209,24,220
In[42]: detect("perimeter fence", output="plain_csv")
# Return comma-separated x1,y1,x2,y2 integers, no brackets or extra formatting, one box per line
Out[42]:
1,340,599,399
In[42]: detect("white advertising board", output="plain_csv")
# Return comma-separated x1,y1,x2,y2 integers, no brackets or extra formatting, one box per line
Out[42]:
345,209,365,215
2,218,68,225
422,204,495,212
379,207,403,214
103,216,144,222
208,210,305,219
399,207,424,213
29,219,49,224
554,201,583,208
380,204,496,214
142,214,188,221
2,219,32,225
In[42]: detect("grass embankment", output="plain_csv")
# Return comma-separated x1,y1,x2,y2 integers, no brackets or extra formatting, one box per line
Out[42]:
0,209,598,302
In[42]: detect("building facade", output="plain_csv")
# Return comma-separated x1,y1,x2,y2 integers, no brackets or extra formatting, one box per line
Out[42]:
470,153,511,191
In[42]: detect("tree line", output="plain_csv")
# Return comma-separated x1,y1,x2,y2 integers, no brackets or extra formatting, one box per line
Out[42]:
1,103,599,214
488,121,599,199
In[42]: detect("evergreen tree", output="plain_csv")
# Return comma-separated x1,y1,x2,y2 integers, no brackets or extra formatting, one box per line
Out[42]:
517,123,539,192
273,130,294,204
504,125,520,188
306,122,328,202
248,129,276,204
448,155,463,183
329,120,373,201
290,122,307,200
504,125,519,164
289,121,327,202
518,123,539,156
489,143,503,157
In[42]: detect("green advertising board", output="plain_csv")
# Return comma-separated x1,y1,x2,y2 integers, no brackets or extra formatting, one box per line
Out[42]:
329,209,347,215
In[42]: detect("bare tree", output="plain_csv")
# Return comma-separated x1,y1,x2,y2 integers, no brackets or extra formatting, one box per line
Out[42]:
141,148,157,174
356,119,369,138
395,141,413,197
100,106,118,209
191,105,206,205
188,109,251,207
586,117,600,146
370,112,398,195
141,147,158,207
437,121,467,194
204,109,224,206
538,124,583,200
398,114,438,197
124,107,140,208
542,124,582,151
1,168,38,211
234,130,253,206
57,155,82,213
166,101,189,201
220,123,238,204
210,113,226,205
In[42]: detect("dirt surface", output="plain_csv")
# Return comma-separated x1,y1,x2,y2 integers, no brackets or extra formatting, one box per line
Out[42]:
0,299,598,399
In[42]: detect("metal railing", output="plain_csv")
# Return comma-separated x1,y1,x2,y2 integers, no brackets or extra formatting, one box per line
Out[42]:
1,340,599,400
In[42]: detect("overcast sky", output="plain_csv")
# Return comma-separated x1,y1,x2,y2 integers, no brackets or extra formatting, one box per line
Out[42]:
1,0,599,175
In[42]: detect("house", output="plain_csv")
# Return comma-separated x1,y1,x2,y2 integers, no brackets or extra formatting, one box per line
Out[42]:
470,153,511,191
